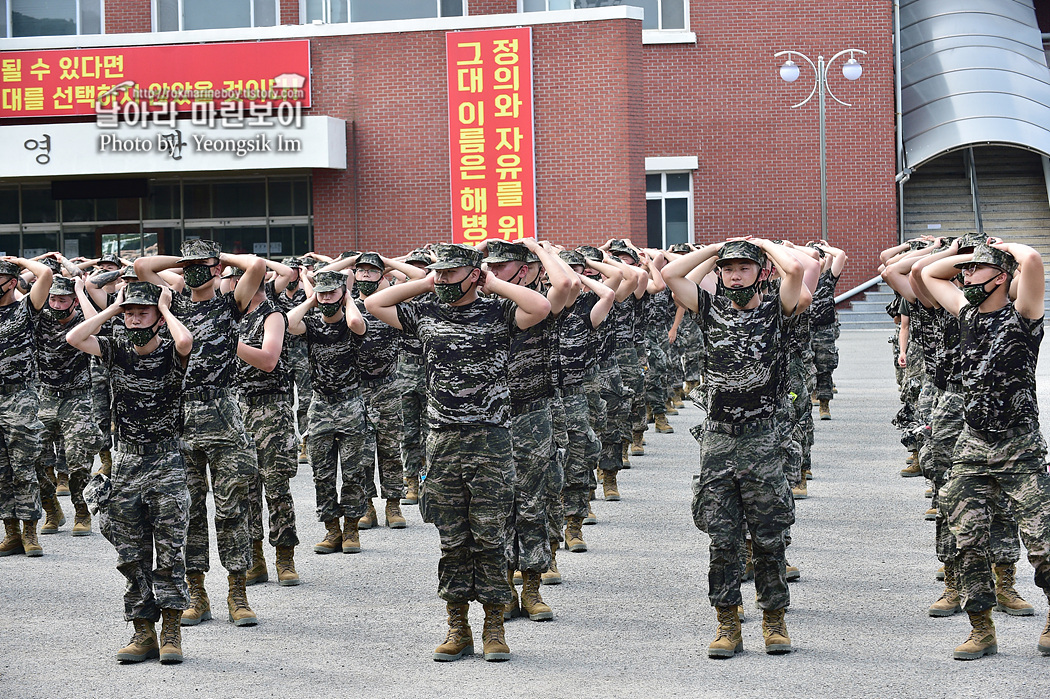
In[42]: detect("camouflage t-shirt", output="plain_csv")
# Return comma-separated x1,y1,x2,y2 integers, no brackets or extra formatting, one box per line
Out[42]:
355,298,401,381
35,308,91,390
171,290,244,392
914,302,942,379
269,282,307,349
237,299,291,397
632,290,648,346
98,335,185,444
809,270,840,327
397,295,518,428
644,288,674,331
303,313,363,398
508,313,554,408
612,296,638,347
695,284,786,424
558,291,599,386
959,303,1042,434
0,296,37,383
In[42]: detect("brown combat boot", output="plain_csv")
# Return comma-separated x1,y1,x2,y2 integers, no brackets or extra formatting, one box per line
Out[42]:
601,469,620,501
520,571,553,621
433,602,473,661
342,517,361,553
385,498,407,529
762,608,791,654
564,515,587,553
994,563,1034,615
503,570,520,620
72,502,92,537
541,540,562,585
116,618,158,663
785,562,800,582
924,506,937,521
672,387,685,409
954,609,997,660
56,471,70,497
818,399,831,420
664,398,679,416
40,494,65,534
654,413,674,433
708,606,743,658
20,520,42,556
482,603,511,661
583,504,597,525
358,499,378,529
97,449,113,477
631,430,645,456
181,572,212,626
227,573,258,626
900,453,922,477
313,518,342,554
1039,610,1050,656
928,560,962,617
246,539,268,585
792,480,808,500
275,545,300,586
158,608,184,664
401,476,419,505
0,518,23,556
621,440,630,469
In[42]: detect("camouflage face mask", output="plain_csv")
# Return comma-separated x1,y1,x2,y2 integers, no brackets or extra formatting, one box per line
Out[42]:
183,263,216,288
45,305,74,321
318,292,344,317
720,279,760,307
435,273,477,305
962,279,995,307
354,279,380,297
126,322,160,347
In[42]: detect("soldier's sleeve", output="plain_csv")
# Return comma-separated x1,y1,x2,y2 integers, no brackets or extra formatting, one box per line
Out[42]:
96,335,115,370
695,282,712,329
501,297,522,335
395,299,420,338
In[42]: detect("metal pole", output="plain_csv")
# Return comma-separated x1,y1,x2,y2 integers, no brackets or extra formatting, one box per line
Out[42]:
818,55,828,242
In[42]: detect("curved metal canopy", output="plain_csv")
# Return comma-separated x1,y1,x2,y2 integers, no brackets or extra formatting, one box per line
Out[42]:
900,0,1050,168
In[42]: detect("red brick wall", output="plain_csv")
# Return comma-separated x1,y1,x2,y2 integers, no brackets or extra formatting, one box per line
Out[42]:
469,1,518,16
311,18,645,256
281,0,300,26
644,0,897,290
105,0,152,33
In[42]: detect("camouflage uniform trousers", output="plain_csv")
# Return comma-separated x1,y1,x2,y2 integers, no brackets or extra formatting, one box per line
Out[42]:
287,341,313,438
398,357,427,481
693,421,794,610
37,390,104,510
787,351,813,481
425,424,514,605
616,346,646,434
307,392,367,521
90,356,113,450
240,396,299,548
596,361,628,474
927,388,1020,564
507,401,555,573
108,446,190,621
0,387,43,521
181,394,256,575
644,326,672,412
811,323,839,401
360,378,406,501
942,426,1050,612
667,332,684,387
676,315,704,384
36,434,65,501
912,377,937,458
546,393,568,542
890,328,905,390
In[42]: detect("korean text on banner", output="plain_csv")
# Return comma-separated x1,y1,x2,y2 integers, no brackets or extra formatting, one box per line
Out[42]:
446,27,536,246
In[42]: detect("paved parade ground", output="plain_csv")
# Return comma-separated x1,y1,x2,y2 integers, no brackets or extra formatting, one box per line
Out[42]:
2,330,1048,698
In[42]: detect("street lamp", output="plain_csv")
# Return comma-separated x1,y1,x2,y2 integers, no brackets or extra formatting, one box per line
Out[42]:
774,48,866,241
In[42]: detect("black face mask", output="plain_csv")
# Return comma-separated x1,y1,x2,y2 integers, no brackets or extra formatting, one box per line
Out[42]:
126,321,160,347
45,304,74,320
0,278,16,297
286,278,299,291
354,279,380,297
183,263,216,288
318,292,344,317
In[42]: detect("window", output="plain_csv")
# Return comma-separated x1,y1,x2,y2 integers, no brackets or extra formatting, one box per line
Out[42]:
2,0,101,38
156,0,276,31
522,0,685,30
305,0,464,23
646,172,691,248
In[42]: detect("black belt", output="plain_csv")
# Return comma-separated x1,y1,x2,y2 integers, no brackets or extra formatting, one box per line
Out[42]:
313,390,358,404
704,417,777,436
0,381,29,395
361,374,396,389
241,393,291,407
37,386,92,398
183,387,232,403
511,396,551,416
399,354,425,365
965,423,1036,443
116,439,178,455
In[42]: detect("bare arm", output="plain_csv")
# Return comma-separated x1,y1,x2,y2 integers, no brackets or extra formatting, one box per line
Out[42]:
222,253,266,312
344,289,366,336
661,244,722,313
920,254,969,317
5,257,54,312
898,314,910,366
481,272,551,330
526,240,571,316
236,312,285,372
994,242,1044,320
158,288,193,360
363,276,436,331
578,272,615,328
286,296,316,336
380,256,427,280
134,255,184,291
757,239,804,315
263,258,296,295
67,288,124,357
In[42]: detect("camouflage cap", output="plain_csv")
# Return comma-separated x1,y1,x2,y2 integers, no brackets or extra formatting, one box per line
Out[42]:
355,252,385,272
405,249,433,266
281,256,303,268
313,269,348,293
48,275,76,296
426,243,483,270
716,241,767,267
223,266,245,278
339,250,360,260
178,238,221,263
610,242,641,264
482,240,529,264
99,253,121,266
956,234,984,254
0,260,20,277
576,245,604,262
41,257,63,273
559,250,586,268
668,243,692,254
121,265,138,280
955,243,1018,276
120,281,161,307
525,250,540,264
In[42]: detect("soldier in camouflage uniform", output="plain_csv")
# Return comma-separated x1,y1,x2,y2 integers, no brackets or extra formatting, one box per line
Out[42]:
33,275,104,536
67,281,193,663
664,239,806,658
270,258,312,452
365,242,550,662
397,250,434,506
0,256,52,558
923,241,1050,660
809,242,845,419
135,239,264,628
287,269,368,555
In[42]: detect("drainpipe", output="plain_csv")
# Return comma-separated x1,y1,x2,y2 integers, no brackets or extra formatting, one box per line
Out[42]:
894,0,906,243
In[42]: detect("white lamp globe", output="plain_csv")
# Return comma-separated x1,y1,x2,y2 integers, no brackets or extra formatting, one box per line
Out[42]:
780,60,800,83
842,58,863,81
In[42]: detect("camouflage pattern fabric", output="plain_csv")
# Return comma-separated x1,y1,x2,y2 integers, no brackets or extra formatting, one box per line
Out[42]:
811,323,839,401
616,346,647,433
181,395,255,575
507,403,554,574
0,388,43,520
359,380,405,501
170,291,244,391
0,297,38,384
546,393,568,542
596,362,627,473
397,357,426,481
240,397,299,548
425,425,514,605
90,357,113,449
37,391,103,509
108,449,190,621
307,393,367,521
644,325,671,412
675,311,704,383
942,426,1050,612
288,341,313,437
694,424,794,610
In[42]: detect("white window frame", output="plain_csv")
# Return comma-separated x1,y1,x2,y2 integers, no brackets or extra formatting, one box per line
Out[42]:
153,0,277,32
301,0,468,24
645,160,695,248
517,0,692,36
2,0,104,38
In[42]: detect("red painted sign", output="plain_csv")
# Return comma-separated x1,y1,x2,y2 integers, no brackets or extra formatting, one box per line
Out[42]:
0,40,310,118
446,27,536,245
